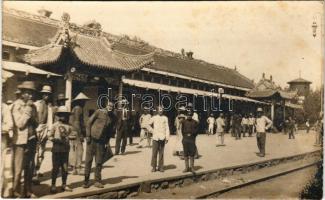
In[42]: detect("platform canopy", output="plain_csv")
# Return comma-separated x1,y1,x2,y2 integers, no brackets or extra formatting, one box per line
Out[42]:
122,78,269,105
3,61,61,77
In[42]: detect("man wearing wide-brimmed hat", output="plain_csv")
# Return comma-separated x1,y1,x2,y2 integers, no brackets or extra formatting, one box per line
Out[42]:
33,85,53,184
48,106,73,193
11,81,38,198
255,107,272,157
69,92,90,175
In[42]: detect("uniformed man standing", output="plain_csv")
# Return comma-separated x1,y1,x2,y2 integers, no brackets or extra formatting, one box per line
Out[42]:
255,108,272,157
11,81,38,198
84,102,116,188
181,110,198,173
115,99,130,155
69,92,90,175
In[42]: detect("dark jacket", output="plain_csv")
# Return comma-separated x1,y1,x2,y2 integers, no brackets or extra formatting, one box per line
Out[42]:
86,109,116,143
181,119,199,139
115,108,131,132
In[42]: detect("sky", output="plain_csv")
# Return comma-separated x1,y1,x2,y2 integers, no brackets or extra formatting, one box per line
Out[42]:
4,1,324,89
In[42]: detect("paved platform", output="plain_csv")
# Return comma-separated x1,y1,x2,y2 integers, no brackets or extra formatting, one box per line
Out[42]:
3,130,321,198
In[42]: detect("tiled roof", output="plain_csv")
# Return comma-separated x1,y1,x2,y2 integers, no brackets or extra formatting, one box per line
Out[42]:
3,10,59,47
4,7,254,88
246,89,297,99
112,43,254,89
24,33,154,72
287,77,312,84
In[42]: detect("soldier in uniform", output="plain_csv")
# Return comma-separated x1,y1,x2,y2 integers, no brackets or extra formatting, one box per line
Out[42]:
181,110,199,173
69,92,90,175
48,106,73,193
84,102,116,188
115,99,130,155
11,81,38,198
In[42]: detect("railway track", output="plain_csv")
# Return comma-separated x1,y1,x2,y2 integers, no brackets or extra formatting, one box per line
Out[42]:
195,160,321,199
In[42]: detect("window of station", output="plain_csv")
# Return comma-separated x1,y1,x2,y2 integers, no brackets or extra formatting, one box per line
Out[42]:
153,76,161,83
162,77,170,85
170,79,177,86
144,74,151,82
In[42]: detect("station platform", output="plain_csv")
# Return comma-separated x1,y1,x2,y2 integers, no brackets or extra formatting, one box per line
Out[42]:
2,130,321,198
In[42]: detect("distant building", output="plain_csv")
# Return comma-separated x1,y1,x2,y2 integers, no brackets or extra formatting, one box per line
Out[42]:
287,77,312,97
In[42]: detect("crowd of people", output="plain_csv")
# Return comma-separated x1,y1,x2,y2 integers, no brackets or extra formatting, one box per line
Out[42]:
1,80,323,198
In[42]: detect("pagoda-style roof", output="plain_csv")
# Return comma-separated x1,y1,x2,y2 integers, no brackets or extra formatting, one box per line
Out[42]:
22,13,154,72
287,77,312,84
3,7,254,90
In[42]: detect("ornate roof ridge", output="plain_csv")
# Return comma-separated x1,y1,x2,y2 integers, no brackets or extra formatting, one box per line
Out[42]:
3,6,60,27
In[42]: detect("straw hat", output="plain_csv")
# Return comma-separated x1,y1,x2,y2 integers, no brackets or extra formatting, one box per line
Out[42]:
257,107,263,112
72,92,90,101
40,85,52,93
55,106,70,114
18,81,37,91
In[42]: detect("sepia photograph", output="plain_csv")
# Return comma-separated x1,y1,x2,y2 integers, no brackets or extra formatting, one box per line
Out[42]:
1,1,324,199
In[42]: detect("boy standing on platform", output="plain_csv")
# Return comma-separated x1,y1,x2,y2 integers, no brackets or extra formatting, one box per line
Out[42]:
48,106,73,193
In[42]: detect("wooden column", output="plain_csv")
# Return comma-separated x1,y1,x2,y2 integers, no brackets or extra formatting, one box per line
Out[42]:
283,100,286,121
271,100,275,122
118,75,124,108
65,71,72,111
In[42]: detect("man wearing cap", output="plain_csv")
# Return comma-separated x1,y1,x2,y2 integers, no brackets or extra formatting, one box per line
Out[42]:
115,99,131,155
147,106,170,172
33,85,53,184
48,106,73,193
255,107,272,157
181,110,199,173
138,106,152,148
11,81,38,198
84,102,116,188
186,103,200,159
69,92,90,175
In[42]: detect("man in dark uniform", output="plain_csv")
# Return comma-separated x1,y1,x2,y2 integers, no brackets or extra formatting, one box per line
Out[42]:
84,102,116,188
115,99,130,155
181,110,199,173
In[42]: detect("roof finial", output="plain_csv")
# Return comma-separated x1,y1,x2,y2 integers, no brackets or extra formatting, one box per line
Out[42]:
299,70,301,78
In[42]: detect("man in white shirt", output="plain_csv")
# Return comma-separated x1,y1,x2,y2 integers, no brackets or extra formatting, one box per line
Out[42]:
215,113,226,146
207,113,215,136
255,108,272,157
147,106,170,172
138,107,152,148
248,113,255,137
241,114,249,137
